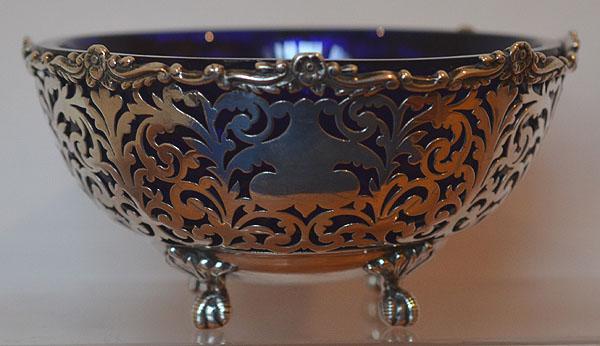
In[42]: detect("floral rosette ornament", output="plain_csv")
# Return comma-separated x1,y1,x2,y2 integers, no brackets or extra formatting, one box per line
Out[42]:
81,45,109,88
508,41,535,84
291,53,327,94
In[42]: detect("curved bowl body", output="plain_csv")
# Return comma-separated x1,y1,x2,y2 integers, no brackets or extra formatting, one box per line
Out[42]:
24,29,578,272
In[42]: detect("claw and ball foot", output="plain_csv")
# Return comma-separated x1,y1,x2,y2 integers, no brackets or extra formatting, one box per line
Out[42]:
192,285,231,329
166,246,237,329
165,242,434,329
365,241,435,327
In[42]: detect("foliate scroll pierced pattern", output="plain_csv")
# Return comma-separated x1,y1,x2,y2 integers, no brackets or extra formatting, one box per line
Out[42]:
34,67,562,252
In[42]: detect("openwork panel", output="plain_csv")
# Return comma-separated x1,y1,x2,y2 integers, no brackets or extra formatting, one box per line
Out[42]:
33,70,563,252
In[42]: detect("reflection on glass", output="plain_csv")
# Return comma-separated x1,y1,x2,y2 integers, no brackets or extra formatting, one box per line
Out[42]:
371,327,416,343
272,40,350,59
195,329,226,345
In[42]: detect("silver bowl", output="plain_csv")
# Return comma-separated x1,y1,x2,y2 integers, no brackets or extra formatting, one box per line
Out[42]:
23,28,579,328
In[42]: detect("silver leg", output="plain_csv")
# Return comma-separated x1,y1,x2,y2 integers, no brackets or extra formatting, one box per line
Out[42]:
364,241,435,327
166,246,237,329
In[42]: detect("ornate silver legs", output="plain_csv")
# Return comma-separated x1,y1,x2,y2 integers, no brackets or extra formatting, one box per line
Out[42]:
364,241,435,327
166,246,237,329
165,242,434,329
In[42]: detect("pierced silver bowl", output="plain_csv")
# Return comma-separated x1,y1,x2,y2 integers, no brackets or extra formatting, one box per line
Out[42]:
23,28,579,329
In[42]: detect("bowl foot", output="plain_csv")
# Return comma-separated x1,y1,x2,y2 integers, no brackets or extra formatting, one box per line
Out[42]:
364,241,435,326
165,246,237,329
165,241,436,329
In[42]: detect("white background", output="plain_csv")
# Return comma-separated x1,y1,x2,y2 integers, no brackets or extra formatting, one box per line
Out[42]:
1,0,600,344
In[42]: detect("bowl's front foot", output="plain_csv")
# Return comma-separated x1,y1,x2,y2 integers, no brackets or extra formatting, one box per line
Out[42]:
166,246,237,329
364,241,436,327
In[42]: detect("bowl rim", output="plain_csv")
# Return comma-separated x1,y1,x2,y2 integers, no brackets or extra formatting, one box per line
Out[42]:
23,29,579,97
30,27,563,62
